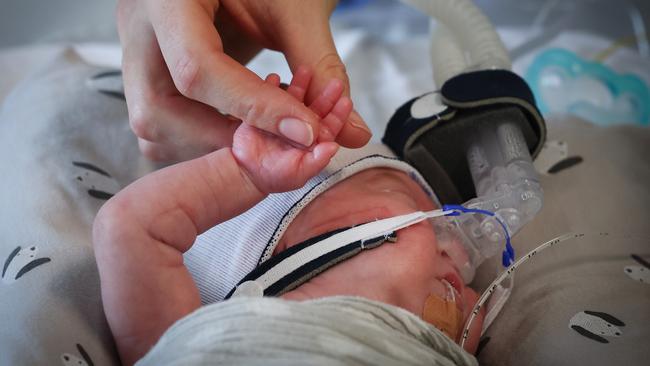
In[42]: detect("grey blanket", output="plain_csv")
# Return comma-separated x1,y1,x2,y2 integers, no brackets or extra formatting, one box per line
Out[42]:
137,296,477,366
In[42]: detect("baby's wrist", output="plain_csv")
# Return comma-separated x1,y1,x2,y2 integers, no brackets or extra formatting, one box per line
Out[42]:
225,147,270,198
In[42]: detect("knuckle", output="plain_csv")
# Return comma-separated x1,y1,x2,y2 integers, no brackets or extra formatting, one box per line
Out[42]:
317,52,349,82
138,140,169,162
241,96,270,127
170,52,202,98
129,104,159,141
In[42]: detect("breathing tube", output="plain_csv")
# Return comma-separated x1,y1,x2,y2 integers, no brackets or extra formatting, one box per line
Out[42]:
403,0,511,84
392,0,544,284
381,0,546,339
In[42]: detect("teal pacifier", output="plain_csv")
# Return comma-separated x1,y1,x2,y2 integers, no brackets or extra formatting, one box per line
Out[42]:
526,48,649,126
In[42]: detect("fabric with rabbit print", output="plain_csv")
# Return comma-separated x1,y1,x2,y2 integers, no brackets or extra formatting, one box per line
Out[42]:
2,246,51,284
569,311,625,344
72,161,120,200
61,343,94,366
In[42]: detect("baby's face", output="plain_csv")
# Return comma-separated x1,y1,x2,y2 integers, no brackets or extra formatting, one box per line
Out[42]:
278,168,485,352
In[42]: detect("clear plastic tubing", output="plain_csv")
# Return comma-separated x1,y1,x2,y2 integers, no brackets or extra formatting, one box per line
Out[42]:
465,122,543,234
429,23,467,88
402,0,512,84
400,0,544,283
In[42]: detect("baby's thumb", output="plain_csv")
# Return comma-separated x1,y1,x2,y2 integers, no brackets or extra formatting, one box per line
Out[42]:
302,142,339,179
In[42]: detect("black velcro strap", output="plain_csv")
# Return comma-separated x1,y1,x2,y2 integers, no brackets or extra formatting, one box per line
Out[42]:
224,227,396,299
383,70,547,204
404,105,535,202
440,69,546,158
382,92,456,156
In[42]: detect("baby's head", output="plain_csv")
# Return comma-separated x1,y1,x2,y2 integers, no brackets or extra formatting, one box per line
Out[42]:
273,168,486,352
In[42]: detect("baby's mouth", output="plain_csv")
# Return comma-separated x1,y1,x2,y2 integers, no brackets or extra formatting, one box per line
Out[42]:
441,278,464,314
443,269,464,294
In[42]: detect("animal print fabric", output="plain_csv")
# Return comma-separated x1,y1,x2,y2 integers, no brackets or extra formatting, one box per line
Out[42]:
474,118,650,365
0,49,155,365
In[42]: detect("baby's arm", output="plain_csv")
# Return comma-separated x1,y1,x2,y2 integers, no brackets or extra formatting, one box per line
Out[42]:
93,69,352,365
93,148,263,365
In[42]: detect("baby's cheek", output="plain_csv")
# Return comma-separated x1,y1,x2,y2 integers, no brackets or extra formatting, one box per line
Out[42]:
461,287,481,315
461,286,485,354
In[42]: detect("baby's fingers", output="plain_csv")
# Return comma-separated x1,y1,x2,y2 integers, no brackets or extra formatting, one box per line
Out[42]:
286,66,312,102
265,73,281,87
309,79,344,118
301,142,339,178
319,96,353,142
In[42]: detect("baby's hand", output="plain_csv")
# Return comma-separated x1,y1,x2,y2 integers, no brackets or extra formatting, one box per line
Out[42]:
232,67,353,193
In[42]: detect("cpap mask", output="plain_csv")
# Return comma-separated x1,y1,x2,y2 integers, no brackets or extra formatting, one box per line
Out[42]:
379,0,547,336
225,204,515,340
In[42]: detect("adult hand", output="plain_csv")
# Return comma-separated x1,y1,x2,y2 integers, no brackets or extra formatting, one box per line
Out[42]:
117,0,371,162
233,69,352,194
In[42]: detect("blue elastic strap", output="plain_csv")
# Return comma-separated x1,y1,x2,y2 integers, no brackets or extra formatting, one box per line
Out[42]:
442,204,515,267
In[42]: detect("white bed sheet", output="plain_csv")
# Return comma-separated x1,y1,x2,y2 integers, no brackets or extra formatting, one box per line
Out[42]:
2,25,648,139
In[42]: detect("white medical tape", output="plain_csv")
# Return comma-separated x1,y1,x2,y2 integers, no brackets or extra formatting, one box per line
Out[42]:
253,209,451,291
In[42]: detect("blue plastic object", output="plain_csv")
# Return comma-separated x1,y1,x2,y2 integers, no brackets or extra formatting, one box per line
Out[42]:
443,204,515,267
526,48,650,126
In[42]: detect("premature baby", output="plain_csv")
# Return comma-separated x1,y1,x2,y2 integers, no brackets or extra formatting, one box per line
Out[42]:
93,68,485,365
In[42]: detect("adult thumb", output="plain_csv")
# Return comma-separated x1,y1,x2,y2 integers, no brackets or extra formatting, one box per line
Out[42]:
148,0,323,148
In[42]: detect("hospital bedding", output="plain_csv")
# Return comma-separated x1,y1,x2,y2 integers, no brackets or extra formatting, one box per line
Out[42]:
137,296,477,366
1,11,649,366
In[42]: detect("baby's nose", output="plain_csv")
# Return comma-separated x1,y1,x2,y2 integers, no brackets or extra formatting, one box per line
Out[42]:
437,235,473,283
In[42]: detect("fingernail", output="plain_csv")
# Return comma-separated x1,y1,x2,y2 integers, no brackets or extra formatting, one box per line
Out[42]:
314,143,339,160
279,118,313,146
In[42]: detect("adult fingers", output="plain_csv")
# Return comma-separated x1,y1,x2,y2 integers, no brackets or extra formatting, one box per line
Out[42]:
213,7,263,65
137,134,236,164
146,0,321,148
119,0,238,161
279,7,371,148
132,96,241,151
138,139,178,162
